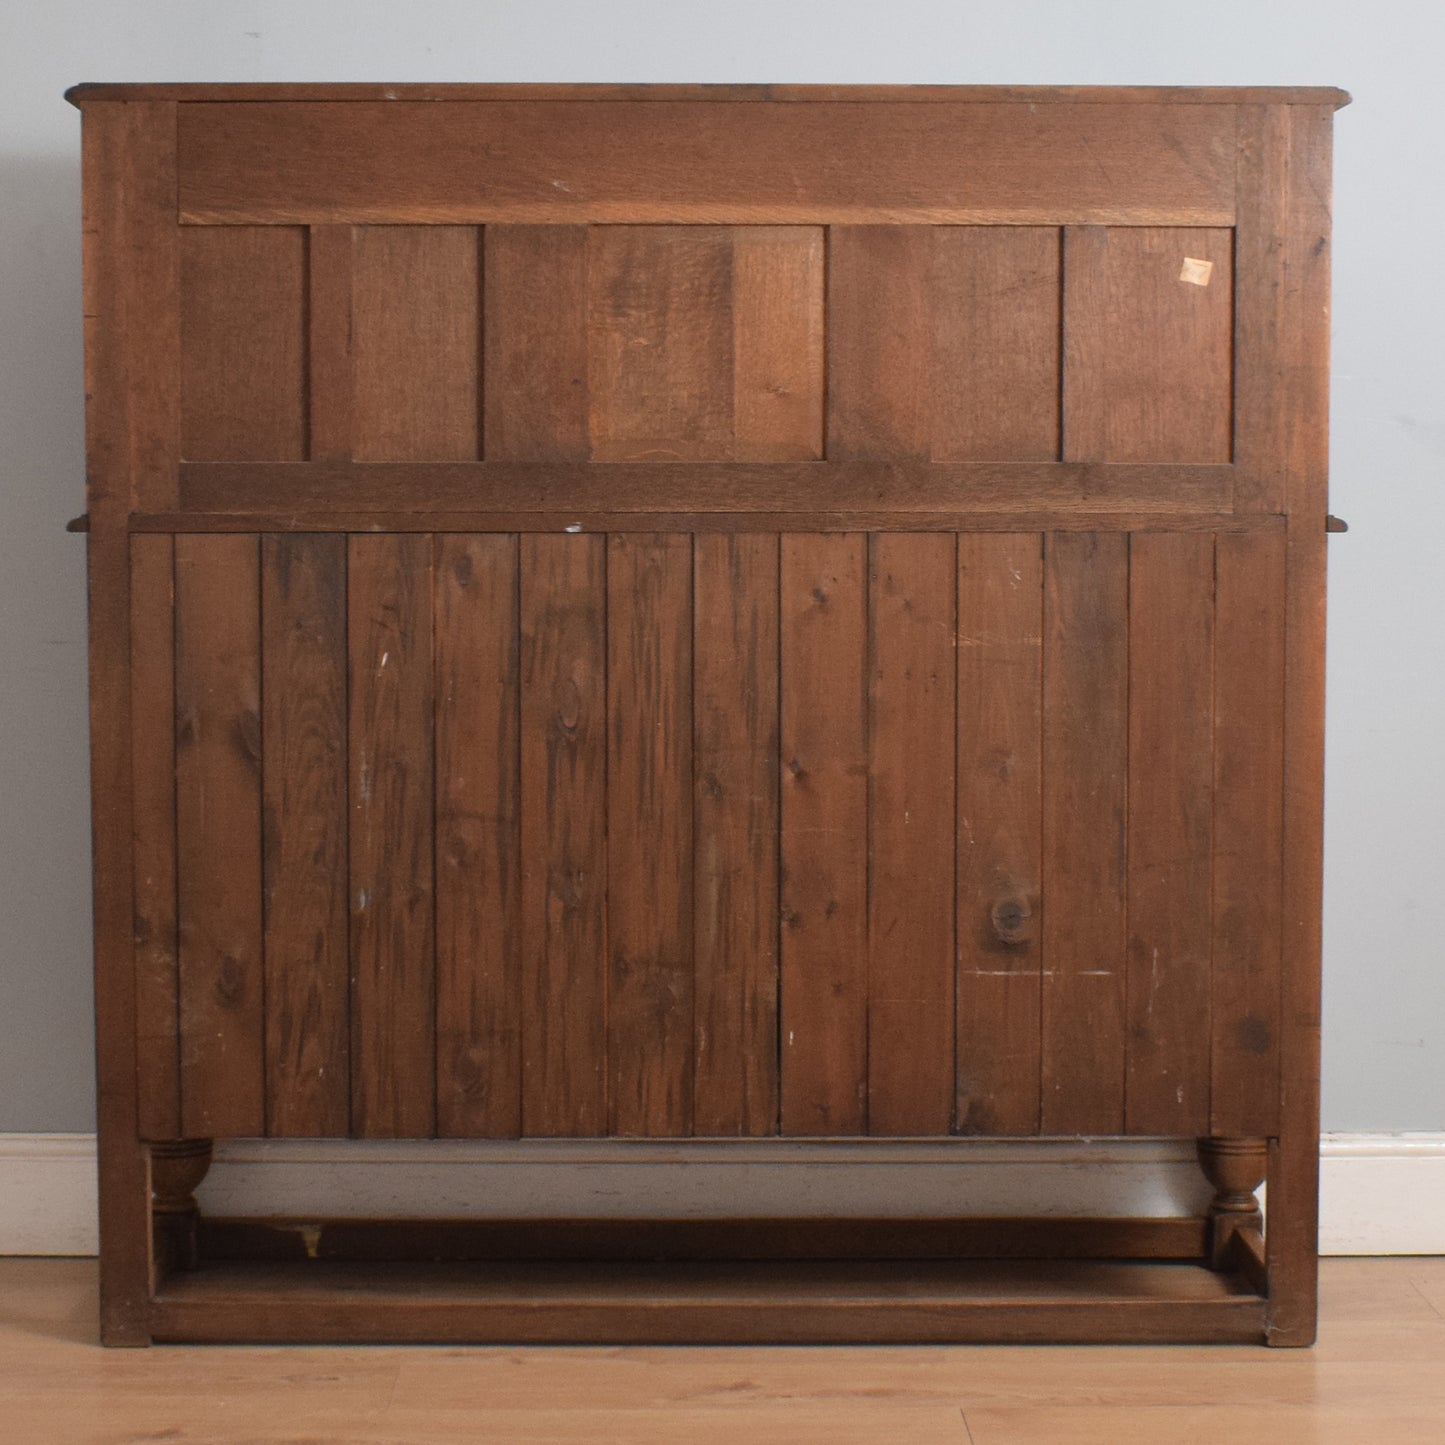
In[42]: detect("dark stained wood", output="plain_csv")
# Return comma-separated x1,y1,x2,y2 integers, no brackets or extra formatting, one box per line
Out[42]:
260,534,349,1137
433,535,522,1139
779,535,868,1136
179,227,307,462
306,224,355,461
177,101,1239,225
351,226,481,461
519,535,608,1136
1040,532,1128,1135
955,534,1044,1136
1269,105,1336,1349
827,227,932,459
347,534,435,1138
1211,530,1286,1137
606,536,694,1135
149,1258,1266,1346
129,535,180,1141
483,226,590,462
177,459,1236,516
692,535,780,1136
866,534,956,1135
1063,226,1234,464
1125,533,1214,1136
932,227,1062,461
174,533,265,1138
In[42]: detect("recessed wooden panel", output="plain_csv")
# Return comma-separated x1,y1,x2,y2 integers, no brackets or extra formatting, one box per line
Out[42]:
434,535,522,1139
867,534,956,1135
352,226,481,461
692,534,781,1137
348,535,436,1138
130,535,180,1140
588,227,823,461
175,534,264,1138
1211,529,1286,1136
955,534,1044,1136
180,227,306,461
1063,226,1234,463
178,101,1238,224
519,535,608,1136
1040,532,1128,1135
261,534,349,1138
606,535,694,1136
1125,533,1215,1135
779,535,868,1136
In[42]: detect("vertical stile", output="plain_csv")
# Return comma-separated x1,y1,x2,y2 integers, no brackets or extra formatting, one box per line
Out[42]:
307,224,355,461
955,534,1045,1135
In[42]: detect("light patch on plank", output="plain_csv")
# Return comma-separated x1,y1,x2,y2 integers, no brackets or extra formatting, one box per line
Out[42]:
1179,256,1214,286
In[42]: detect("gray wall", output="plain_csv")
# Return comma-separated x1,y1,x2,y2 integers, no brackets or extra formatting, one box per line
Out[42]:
2,1,1439,1133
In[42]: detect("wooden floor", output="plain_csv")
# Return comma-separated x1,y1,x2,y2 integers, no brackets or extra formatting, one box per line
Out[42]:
1,1258,1442,1442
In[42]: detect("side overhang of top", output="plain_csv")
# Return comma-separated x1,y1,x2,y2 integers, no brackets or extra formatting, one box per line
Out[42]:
65,83,1352,107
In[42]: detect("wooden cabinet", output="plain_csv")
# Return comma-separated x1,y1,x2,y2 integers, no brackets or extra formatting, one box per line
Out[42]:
71,82,1347,1345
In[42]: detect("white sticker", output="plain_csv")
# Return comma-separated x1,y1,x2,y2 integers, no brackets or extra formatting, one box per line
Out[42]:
1179,256,1214,286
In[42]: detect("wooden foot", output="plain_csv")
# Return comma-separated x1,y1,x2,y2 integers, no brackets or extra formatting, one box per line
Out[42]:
150,1139,213,1275
1196,1137,1267,1271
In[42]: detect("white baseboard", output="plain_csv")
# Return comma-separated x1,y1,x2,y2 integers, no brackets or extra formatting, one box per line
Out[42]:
2,1131,1441,1257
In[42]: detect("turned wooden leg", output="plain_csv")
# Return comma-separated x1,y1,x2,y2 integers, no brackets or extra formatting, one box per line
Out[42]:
149,1139,213,1275
1197,1137,1268,1272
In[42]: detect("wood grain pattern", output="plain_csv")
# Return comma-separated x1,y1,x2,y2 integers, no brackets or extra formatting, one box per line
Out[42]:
779,535,868,1135
1124,533,1214,1136
519,535,607,1136
692,535,780,1136
261,534,349,1137
129,535,180,1140
866,534,956,1135
178,101,1239,225
434,535,522,1138
483,226,590,462
174,533,265,1138
306,224,355,461
347,534,435,1138
352,226,481,461
606,535,694,1135
1211,530,1285,1137
1040,532,1128,1135
932,227,1061,461
1063,226,1234,464
180,227,307,462
955,534,1044,1136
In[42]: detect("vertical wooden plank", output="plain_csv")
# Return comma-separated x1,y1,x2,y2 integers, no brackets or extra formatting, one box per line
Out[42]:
932,228,1061,462
779,534,868,1135
1040,532,1128,1134
261,534,349,1138
519,535,607,1136
348,534,435,1138
175,534,264,1138
1232,105,1291,513
692,534,780,1137
588,227,733,461
867,534,956,1136
607,535,694,1136
352,225,481,461
955,534,1044,1136
130,535,180,1141
434,534,522,1138
307,224,354,461
180,227,307,462
1212,529,1285,1137
483,225,591,462
730,227,825,460
827,227,932,459
1125,532,1215,1136
1270,105,1336,1348
1063,226,1234,464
